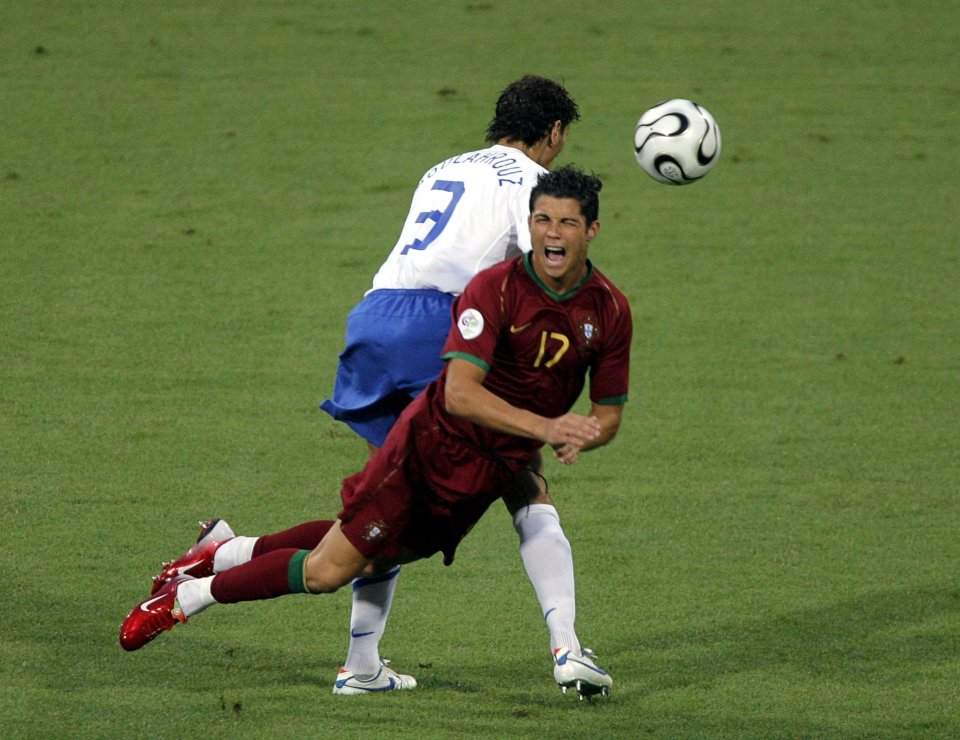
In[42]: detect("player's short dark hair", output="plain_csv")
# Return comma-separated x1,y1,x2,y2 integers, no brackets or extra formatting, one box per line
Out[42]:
485,75,580,146
530,165,602,224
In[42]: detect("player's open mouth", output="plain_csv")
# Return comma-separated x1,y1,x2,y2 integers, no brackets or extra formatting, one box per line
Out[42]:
544,246,566,265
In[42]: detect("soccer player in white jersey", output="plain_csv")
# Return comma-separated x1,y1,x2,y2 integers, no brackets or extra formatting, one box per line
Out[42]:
152,76,612,697
322,75,579,454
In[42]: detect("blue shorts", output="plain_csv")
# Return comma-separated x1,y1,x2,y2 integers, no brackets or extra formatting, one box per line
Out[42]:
320,289,455,447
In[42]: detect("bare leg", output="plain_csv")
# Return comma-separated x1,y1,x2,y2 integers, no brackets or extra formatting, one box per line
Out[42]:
304,520,380,593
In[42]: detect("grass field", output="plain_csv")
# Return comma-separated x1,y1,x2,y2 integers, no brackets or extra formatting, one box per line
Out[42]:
2,2,958,737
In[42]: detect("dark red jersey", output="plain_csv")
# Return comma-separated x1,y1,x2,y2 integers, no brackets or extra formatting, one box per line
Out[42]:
339,252,632,564
433,252,632,465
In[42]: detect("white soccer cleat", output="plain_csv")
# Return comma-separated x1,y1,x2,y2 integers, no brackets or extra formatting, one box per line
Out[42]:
332,661,417,695
553,647,613,700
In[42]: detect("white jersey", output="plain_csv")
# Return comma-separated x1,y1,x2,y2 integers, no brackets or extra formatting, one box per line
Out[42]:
369,144,546,295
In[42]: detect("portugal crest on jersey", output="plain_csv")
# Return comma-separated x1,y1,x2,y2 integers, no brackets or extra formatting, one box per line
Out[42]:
577,312,599,346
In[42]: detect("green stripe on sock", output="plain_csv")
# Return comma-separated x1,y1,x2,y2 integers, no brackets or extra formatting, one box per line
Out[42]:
288,549,310,593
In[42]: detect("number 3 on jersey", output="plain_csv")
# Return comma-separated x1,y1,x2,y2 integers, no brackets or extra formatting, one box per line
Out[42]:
400,180,465,255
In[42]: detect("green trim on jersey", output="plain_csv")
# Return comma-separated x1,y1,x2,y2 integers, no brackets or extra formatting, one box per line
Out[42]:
597,394,628,405
522,251,595,301
441,351,490,372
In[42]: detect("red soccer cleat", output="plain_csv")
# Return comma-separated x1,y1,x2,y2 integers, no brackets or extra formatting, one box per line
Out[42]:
119,575,191,651
150,519,234,594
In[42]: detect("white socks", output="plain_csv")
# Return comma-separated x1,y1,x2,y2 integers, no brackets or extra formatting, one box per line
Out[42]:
212,536,259,572
176,576,216,618
514,504,581,655
343,566,401,678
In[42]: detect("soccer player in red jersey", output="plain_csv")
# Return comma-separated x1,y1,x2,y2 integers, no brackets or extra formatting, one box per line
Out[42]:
121,165,631,698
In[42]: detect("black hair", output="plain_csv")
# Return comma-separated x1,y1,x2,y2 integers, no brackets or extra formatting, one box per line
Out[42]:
529,165,602,224
484,75,580,146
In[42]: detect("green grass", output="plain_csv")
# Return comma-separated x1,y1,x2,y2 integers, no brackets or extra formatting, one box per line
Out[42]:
2,1,959,737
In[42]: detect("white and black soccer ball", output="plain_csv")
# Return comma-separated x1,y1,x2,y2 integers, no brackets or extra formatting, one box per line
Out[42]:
634,99,721,185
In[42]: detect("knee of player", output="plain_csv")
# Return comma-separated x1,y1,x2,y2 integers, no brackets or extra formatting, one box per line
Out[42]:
529,487,553,506
304,572,343,594
303,556,355,594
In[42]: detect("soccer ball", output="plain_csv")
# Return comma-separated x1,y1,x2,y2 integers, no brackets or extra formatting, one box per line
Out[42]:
634,99,721,185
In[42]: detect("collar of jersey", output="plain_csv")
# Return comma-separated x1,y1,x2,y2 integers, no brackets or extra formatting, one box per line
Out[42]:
522,252,594,301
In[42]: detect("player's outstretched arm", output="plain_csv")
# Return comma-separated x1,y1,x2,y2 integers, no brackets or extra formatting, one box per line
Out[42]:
444,358,600,454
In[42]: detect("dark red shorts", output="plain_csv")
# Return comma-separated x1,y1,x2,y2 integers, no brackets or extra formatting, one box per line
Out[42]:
338,393,517,566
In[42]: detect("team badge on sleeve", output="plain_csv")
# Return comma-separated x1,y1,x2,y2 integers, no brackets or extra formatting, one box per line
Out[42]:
457,308,484,340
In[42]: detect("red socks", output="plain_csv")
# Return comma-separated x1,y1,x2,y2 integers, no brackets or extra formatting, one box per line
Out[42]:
208,520,336,603
210,548,310,603
251,520,334,556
